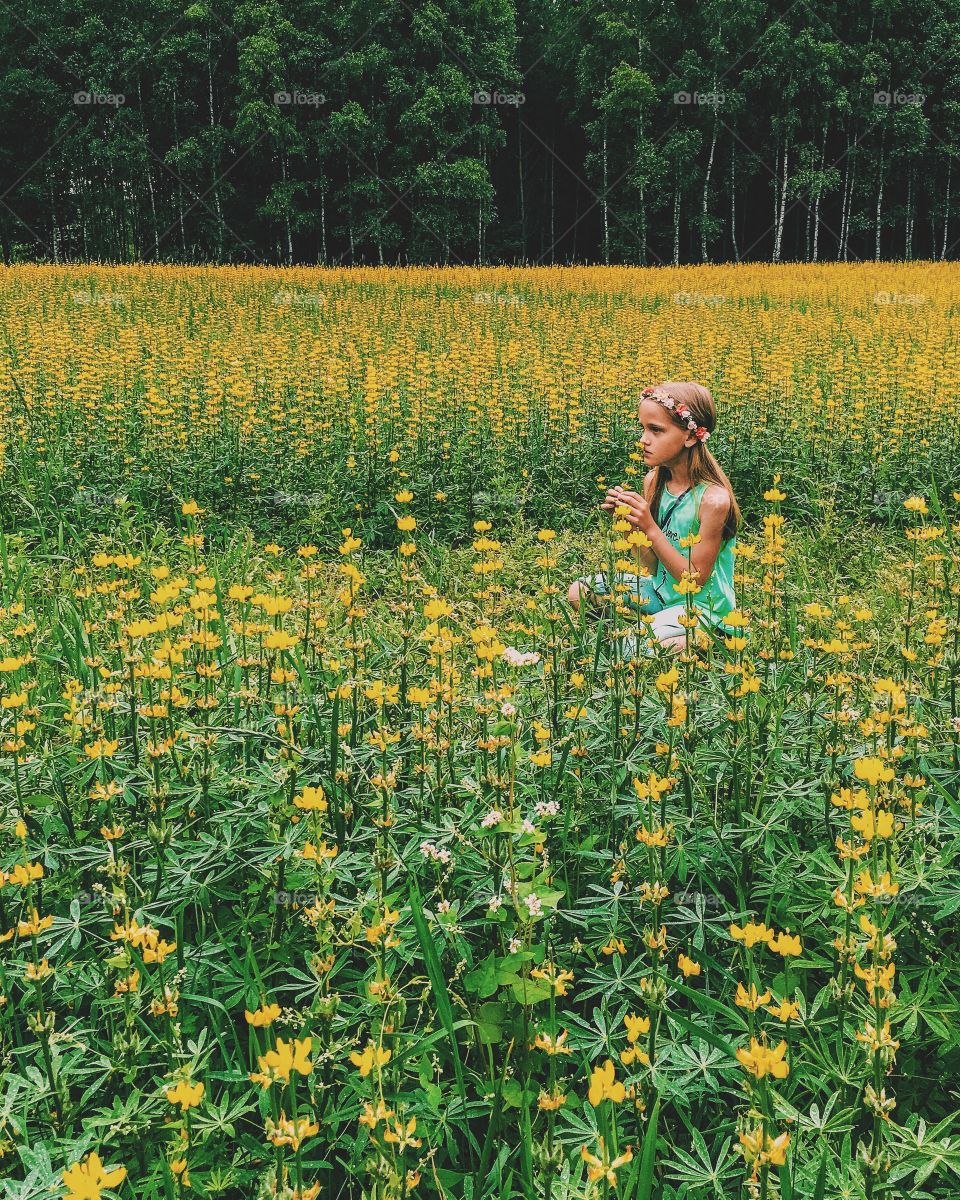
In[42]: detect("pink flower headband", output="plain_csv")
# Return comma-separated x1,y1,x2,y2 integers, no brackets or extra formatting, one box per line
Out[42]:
641,386,711,442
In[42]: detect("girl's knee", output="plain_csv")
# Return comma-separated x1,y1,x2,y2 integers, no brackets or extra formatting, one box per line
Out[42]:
568,580,586,609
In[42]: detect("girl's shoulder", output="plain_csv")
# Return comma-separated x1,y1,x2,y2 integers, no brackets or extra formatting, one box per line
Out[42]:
695,482,732,518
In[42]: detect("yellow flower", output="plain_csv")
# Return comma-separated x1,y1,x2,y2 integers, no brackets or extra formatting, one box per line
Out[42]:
763,486,787,501
735,1037,789,1079
395,490,414,503
251,1037,314,1087
383,1115,422,1150
903,496,928,513
581,1139,633,1186
263,630,299,651
62,1152,127,1200
536,529,556,541
854,757,895,787
587,1058,626,1106
165,1079,205,1110
293,786,328,811
529,963,574,995
678,952,701,977
181,499,203,516
265,1111,320,1151
769,930,802,956
538,1087,568,1111
397,514,417,532
245,1002,281,1027
767,998,801,1022
84,738,119,759
532,1029,573,1055
729,921,775,949
624,1013,651,1043
735,981,772,1011
350,1041,392,1077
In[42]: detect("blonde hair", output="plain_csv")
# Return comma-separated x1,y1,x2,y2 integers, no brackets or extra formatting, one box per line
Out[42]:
643,380,741,544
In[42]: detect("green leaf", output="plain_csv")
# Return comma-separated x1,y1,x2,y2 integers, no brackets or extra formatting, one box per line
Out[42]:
464,952,499,998
407,875,468,1114
623,1093,660,1200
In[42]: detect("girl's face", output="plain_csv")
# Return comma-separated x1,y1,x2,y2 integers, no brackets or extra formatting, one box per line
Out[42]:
638,398,696,467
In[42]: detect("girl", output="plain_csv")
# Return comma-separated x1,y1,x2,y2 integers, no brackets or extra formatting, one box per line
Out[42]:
567,380,741,654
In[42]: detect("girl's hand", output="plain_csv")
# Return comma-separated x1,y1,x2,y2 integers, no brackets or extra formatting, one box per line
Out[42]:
600,485,626,511
612,492,657,535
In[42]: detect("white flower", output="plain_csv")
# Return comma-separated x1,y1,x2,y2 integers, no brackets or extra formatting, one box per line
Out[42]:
521,818,536,833
500,701,517,718
952,716,960,733
488,896,503,912
524,894,543,918
501,648,541,668
437,900,451,914
481,809,503,828
535,800,560,818
508,936,522,953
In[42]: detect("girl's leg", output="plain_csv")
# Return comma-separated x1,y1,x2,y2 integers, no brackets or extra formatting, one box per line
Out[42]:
568,573,610,613
649,604,688,650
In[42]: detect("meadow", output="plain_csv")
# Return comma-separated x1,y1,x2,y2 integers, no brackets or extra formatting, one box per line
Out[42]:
0,263,959,1200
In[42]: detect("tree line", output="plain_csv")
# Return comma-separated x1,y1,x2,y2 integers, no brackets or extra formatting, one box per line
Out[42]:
1,0,957,266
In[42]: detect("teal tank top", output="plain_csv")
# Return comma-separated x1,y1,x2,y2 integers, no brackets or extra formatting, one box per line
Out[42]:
651,481,737,626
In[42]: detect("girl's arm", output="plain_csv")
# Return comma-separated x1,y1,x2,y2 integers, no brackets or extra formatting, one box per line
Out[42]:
600,472,662,576
618,485,730,587
601,477,659,575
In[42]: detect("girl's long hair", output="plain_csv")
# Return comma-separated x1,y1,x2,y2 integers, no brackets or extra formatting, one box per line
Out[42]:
644,381,741,544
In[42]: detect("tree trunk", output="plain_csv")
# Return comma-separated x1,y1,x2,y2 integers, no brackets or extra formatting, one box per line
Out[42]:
172,88,187,258
346,160,355,263
942,157,951,260
48,170,60,262
138,75,160,260
701,118,717,262
207,30,224,260
730,143,739,263
281,151,293,265
838,133,851,260
774,139,788,262
874,147,885,261
905,167,913,260
549,138,556,263
518,120,525,261
602,122,610,265
320,187,327,264
813,120,827,262
672,179,680,266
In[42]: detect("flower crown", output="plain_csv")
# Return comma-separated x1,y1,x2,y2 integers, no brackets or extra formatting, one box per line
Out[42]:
641,386,711,442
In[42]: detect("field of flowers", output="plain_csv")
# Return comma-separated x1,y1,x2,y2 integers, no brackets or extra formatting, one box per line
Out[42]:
1,264,959,1200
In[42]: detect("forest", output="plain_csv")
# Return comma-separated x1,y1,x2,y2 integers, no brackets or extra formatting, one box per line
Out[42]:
0,0,957,267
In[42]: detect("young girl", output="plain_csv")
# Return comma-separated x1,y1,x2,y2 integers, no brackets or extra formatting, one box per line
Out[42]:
567,380,741,654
